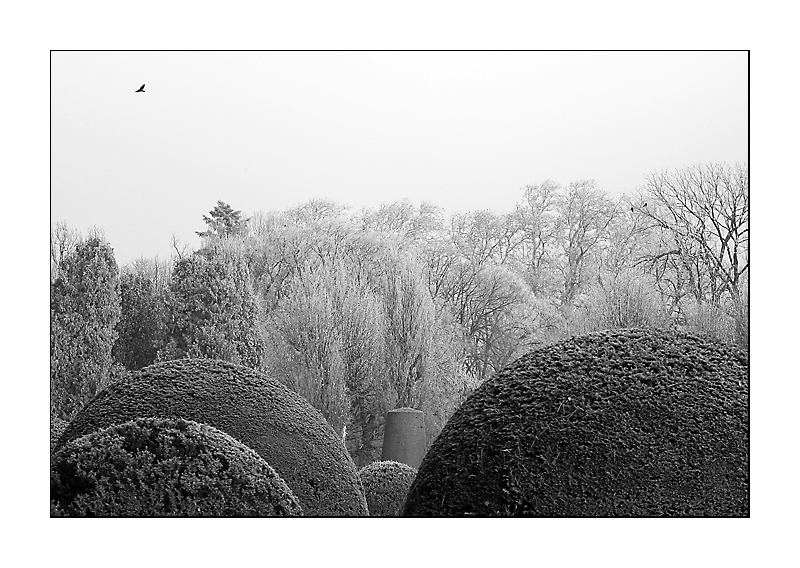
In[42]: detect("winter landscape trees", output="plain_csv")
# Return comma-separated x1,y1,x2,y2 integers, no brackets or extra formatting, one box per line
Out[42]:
50,162,749,464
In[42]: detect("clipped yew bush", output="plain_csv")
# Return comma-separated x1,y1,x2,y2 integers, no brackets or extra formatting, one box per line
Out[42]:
51,417,302,516
359,461,417,516
58,358,368,516
403,329,749,517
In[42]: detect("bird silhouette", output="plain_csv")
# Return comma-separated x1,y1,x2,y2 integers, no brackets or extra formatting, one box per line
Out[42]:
135,84,146,93
643,202,647,207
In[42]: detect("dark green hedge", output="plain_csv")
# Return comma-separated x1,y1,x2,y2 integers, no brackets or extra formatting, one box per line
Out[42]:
359,461,417,516
403,329,749,517
58,358,368,516
51,417,301,516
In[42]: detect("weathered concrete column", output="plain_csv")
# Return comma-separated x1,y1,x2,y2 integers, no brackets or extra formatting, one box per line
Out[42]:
381,407,426,469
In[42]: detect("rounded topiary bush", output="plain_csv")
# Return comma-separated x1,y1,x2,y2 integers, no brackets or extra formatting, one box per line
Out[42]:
51,417,302,516
359,460,417,516
58,359,368,516
403,329,749,517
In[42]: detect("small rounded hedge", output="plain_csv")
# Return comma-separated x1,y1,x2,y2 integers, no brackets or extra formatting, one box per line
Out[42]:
403,329,749,517
51,417,302,516
58,358,368,516
359,461,417,516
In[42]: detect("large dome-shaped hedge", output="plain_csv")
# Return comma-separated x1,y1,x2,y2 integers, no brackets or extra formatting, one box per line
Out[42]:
51,417,302,516
403,329,748,517
359,461,417,516
58,359,368,516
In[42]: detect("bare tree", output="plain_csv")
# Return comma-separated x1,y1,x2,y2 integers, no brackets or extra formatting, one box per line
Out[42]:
449,210,524,267
170,233,191,261
434,258,536,381
510,180,561,295
51,222,81,280
358,200,444,243
636,162,749,343
286,198,348,225
597,198,654,282
554,180,619,310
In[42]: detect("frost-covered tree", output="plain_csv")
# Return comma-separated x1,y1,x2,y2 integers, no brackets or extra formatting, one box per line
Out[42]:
113,272,167,371
266,262,388,443
50,236,121,420
196,201,250,239
158,247,265,369
636,162,749,349
554,180,618,311
577,269,670,334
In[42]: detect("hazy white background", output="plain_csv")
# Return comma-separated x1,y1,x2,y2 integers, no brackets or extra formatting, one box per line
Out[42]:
51,51,747,264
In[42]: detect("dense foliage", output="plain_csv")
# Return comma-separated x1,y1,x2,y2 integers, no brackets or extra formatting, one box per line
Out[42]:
158,248,265,369
359,460,417,516
113,272,166,370
50,417,68,456
58,358,368,516
51,417,302,516
196,200,250,239
50,236,121,420
402,329,749,517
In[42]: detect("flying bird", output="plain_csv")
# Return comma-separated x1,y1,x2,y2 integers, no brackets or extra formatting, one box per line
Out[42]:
135,84,146,93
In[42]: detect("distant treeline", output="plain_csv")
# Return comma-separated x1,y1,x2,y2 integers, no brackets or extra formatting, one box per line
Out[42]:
51,161,748,465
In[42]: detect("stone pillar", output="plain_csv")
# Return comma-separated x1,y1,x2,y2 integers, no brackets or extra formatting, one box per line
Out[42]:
381,407,426,469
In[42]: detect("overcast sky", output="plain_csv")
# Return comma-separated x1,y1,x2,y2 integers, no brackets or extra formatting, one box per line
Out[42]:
51,51,747,265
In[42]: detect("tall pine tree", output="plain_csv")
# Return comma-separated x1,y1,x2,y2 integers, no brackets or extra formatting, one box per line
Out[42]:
196,201,250,239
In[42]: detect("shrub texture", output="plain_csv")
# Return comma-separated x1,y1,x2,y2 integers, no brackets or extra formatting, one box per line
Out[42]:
113,272,166,370
50,417,68,456
50,236,120,420
359,461,417,516
59,358,368,516
51,417,302,516
157,251,265,369
403,329,749,517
